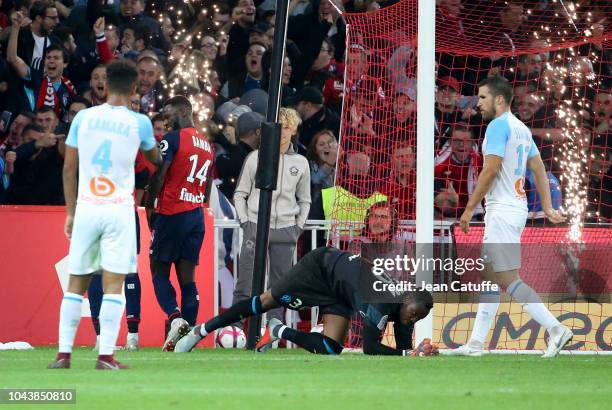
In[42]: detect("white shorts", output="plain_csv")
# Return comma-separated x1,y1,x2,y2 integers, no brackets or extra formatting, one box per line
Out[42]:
482,211,526,272
68,204,137,275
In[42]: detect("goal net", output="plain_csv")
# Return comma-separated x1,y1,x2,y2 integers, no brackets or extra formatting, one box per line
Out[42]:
331,0,612,353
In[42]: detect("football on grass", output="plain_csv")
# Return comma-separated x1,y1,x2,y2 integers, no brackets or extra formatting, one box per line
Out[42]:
216,326,247,348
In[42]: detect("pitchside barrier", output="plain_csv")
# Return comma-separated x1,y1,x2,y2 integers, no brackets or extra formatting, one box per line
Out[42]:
213,218,611,354
2,206,609,354
0,206,216,348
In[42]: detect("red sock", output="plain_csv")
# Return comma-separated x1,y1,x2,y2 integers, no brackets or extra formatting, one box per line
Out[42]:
97,354,114,362
56,352,71,360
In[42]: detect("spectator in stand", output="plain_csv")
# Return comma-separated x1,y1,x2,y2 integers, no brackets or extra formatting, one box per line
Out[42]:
233,107,310,327
293,86,340,151
65,96,91,125
312,149,387,238
209,2,231,28
434,123,483,220
104,24,121,57
17,0,60,71
435,76,462,149
249,21,272,49
120,22,166,62
436,0,465,36
345,79,380,148
35,105,60,132
301,38,343,92
586,146,612,223
55,17,114,92
8,12,76,122
215,111,264,200
288,0,346,64
433,179,460,221
381,141,415,220
159,12,175,41
307,129,338,207
0,111,35,155
226,0,256,79
83,64,107,105
512,53,545,83
261,49,298,107
514,92,547,128
151,113,168,139
199,33,219,63
221,41,266,99
593,89,612,147
136,51,167,115
115,0,170,52
4,122,63,204
385,87,417,142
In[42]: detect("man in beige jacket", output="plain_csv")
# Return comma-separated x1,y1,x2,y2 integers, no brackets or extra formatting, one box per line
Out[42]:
233,107,311,325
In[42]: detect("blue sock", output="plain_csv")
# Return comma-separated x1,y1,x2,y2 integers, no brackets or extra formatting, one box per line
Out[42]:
152,274,180,318
125,273,141,333
88,273,103,335
180,282,199,326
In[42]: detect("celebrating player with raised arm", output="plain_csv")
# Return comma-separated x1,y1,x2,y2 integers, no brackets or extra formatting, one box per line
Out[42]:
145,96,214,351
48,60,162,370
174,247,437,356
450,75,570,358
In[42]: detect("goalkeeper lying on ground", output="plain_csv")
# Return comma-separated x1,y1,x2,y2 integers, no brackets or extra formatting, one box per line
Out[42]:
174,247,438,356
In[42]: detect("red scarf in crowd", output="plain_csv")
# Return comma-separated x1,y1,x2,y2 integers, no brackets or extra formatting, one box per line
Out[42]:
36,76,76,117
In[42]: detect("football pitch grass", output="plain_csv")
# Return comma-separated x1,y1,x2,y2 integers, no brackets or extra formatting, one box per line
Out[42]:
1,347,611,410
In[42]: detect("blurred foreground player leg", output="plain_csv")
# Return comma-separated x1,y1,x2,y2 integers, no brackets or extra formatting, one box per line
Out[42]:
451,76,571,358
48,59,162,370
146,96,214,351
175,247,437,356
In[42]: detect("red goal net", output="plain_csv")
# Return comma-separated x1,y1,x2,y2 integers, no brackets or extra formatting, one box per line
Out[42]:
332,0,612,353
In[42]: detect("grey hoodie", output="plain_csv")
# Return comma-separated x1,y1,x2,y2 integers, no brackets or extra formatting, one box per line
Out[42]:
233,146,311,229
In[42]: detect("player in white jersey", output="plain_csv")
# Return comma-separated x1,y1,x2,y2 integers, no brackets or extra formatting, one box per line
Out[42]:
48,60,162,370
448,75,572,358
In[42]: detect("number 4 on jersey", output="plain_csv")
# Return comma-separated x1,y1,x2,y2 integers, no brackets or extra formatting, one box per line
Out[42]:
92,140,112,174
186,154,211,186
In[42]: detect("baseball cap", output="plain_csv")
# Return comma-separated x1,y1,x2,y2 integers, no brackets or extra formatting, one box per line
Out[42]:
215,102,252,125
236,111,265,137
293,86,324,105
437,76,461,93
240,89,268,116
394,78,417,101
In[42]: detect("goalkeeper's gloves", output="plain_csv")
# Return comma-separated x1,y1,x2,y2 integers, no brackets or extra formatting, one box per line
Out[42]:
404,338,439,356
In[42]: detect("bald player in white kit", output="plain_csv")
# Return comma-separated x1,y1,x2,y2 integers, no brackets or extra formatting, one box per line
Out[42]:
449,75,572,358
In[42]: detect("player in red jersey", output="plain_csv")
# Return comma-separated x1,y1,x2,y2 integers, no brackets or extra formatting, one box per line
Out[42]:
146,96,214,351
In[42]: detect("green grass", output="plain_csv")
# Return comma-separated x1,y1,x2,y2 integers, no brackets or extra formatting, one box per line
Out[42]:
1,348,611,410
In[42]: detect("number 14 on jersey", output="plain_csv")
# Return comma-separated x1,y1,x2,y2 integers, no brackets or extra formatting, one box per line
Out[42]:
186,155,211,186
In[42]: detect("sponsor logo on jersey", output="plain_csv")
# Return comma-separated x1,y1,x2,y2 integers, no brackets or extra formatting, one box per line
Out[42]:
179,188,206,204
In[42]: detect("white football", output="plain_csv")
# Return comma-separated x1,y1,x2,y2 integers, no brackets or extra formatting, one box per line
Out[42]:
216,326,247,348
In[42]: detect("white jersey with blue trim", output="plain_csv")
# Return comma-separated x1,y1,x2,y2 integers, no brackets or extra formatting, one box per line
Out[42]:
66,104,157,206
482,111,540,213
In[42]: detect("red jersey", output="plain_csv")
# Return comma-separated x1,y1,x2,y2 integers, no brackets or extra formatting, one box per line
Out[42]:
434,153,482,211
155,127,214,215
381,174,415,219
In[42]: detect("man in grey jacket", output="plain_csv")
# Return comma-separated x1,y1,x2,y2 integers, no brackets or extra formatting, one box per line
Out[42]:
233,107,311,326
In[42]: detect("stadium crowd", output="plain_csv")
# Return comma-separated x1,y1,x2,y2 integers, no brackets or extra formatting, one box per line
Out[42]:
0,0,609,310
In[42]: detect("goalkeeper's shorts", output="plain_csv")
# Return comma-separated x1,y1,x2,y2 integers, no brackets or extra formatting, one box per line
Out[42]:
481,211,526,272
